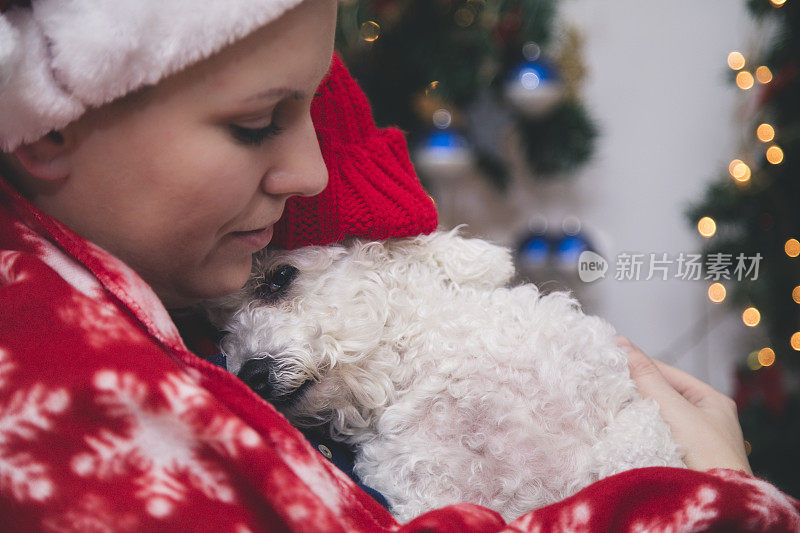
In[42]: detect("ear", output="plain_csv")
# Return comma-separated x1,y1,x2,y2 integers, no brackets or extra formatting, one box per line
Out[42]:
12,131,73,181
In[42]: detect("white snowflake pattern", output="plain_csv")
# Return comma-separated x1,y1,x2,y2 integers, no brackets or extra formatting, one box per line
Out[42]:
84,240,183,347
71,370,264,519
0,250,30,285
57,293,145,349
629,485,718,533
506,500,591,532
0,348,70,503
710,469,800,530
556,502,592,532
41,492,141,533
15,222,103,298
15,220,182,349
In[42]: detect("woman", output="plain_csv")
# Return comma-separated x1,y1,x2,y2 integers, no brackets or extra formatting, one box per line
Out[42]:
0,0,797,530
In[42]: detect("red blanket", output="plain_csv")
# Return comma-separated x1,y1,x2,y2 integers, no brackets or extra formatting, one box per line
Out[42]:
2,175,800,533
1,59,799,533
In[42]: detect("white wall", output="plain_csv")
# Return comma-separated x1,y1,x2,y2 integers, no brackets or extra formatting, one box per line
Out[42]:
437,1,762,395
555,0,761,394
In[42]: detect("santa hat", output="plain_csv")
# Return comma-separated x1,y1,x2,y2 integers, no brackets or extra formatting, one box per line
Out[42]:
0,0,438,246
0,0,308,151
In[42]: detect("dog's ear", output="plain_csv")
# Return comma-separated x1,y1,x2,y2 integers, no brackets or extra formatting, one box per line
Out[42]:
397,230,515,290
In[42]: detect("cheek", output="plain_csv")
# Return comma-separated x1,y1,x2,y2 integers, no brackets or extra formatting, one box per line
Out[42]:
135,138,262,234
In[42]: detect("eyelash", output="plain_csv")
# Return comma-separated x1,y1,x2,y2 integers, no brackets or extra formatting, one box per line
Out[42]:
228,92,323,147
229,123,286,146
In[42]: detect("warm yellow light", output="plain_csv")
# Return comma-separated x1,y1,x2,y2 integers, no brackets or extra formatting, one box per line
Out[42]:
747,350,762,371
744,440,752,456
425,81,440,96
791,332,800,351
766,145,784,164
758,347,776,367
698,217,717,238
770,0,786,6
756,66,773,84
730,161,751,183
360,21,381,42
738,167,751,183
736,71,755,90
708,283,727,303
742,307,761,327
454,5,478,27
786,239,800,257
757,124,775,142
727,51,746,70
793,286,800,303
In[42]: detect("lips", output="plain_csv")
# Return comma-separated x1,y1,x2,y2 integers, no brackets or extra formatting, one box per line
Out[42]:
231,226,274,250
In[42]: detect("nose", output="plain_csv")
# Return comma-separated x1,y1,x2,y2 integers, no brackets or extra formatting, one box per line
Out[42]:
238,357,274,400
260,113,329,198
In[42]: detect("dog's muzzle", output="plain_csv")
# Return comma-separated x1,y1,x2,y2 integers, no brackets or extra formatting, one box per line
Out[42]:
237,356,312,407
238,357,274,400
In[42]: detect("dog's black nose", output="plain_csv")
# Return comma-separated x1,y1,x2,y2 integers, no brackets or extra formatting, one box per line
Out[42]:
238,357,273,399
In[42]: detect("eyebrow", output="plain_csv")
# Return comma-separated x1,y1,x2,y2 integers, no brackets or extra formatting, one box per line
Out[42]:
240,87,306,104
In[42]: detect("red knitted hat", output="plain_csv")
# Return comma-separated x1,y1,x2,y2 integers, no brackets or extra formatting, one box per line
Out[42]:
271,53,438,249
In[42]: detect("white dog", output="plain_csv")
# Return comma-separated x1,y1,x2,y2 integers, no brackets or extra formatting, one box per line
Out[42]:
205,230,685,522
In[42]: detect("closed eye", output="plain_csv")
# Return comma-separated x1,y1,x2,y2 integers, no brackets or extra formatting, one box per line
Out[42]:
229,123,286,146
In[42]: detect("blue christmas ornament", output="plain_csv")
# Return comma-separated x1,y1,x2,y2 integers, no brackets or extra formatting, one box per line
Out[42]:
504,59,563,117
519,235,550,266
413,129,474,181
516,228,594,270
555,234,590,266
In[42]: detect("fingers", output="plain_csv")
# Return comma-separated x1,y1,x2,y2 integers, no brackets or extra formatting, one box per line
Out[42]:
617,336,735,410
617,337,686,405
650,358,726,407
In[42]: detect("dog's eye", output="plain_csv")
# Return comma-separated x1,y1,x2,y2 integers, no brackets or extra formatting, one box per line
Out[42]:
257,264,298,300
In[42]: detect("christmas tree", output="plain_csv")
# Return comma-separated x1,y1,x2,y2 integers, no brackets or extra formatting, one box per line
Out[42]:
334,0,598,189
687,0,800,497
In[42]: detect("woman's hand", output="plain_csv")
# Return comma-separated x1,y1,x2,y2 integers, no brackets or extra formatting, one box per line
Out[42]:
617,336,753,475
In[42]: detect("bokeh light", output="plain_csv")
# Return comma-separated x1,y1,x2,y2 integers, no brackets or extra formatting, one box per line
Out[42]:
747,350,762,371
791,332,800,351
792,285,800,303
360,21,381,42
766,145,784,164
562,216,582,236
432,109,452,129
425,81,440,96
755,66,773,84
786,239,800,257
729,160,751,182
697,217,717,238
454,5,478,27
758,347,776,367
522,41,541,61
757,123,775,142
770,0,786,6
727,51,746,70
708,283,727,303
736,71,755,90
742,307,761,327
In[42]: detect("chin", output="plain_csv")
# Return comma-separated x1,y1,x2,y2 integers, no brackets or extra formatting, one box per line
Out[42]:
173,259,253,306
213,259,255,297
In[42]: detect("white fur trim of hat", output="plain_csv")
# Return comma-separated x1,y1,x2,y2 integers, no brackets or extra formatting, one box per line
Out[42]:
0,0,306,151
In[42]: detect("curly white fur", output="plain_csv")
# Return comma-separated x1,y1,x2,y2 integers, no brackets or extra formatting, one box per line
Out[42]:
206,230,685,522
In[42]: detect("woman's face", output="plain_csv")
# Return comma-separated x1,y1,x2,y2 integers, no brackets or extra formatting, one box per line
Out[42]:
34,0,337,308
